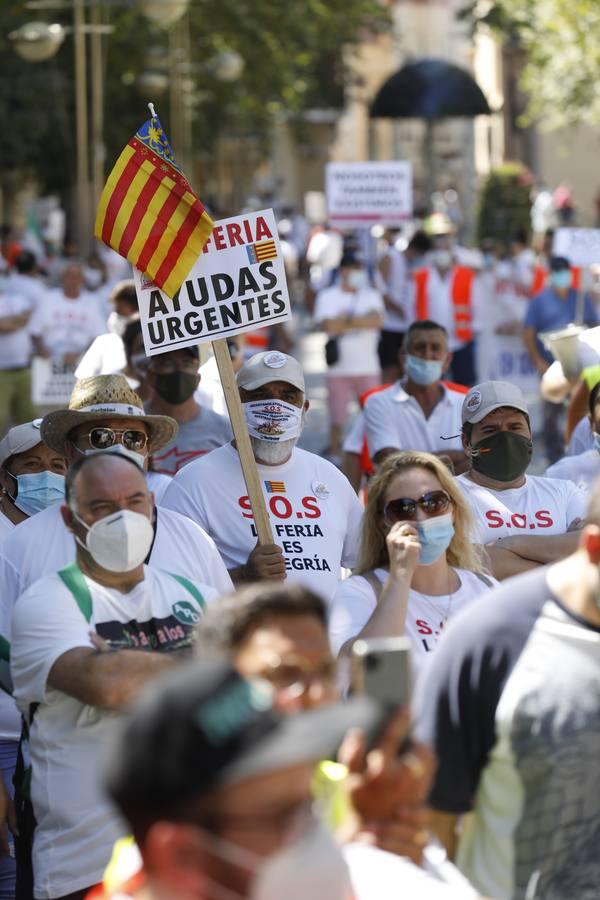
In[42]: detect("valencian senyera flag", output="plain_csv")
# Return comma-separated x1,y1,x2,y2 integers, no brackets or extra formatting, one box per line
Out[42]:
95,112,213,298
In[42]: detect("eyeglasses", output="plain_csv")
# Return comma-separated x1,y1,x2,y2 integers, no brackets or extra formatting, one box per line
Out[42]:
258,655,338,698
83,427,148,452
383,490,452,524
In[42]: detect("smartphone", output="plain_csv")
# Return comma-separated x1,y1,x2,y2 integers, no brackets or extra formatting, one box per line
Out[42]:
350,636,412,708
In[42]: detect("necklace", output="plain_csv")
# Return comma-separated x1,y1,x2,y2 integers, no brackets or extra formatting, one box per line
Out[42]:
413,568,459,628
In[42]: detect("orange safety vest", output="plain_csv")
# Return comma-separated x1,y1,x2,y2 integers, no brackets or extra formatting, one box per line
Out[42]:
531,264,581,296
413,267,474,343
244,326,270,349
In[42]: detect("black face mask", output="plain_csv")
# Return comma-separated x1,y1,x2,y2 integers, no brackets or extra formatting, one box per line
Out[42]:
470,431,533,482
154,371,197,405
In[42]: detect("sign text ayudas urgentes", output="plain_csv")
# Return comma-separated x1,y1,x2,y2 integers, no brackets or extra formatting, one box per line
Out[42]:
134,208,292,356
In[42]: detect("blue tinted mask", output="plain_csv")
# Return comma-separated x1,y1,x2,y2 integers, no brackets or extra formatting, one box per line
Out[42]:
551,270,571,291
405,354,444,386
593,432,600,454
13,471,65,516
415,513,455,565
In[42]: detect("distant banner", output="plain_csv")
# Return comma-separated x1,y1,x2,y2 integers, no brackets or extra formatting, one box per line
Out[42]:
326,161,413,228
31,357,77,406
134,208,292,357
553,228,600,267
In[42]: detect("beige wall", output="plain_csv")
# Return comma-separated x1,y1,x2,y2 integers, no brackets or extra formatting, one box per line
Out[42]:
536,126,600,226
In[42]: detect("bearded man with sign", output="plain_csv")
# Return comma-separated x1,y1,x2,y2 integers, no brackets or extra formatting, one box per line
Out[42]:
456,381,587,580
162,351,363,605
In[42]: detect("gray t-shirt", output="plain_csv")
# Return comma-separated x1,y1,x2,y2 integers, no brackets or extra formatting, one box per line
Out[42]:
151,406,232,475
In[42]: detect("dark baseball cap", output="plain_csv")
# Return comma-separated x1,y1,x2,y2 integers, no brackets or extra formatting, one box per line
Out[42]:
105,658,383,822
550,255,570,272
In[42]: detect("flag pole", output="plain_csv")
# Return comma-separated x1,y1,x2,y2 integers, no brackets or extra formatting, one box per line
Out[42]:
212,339,274,546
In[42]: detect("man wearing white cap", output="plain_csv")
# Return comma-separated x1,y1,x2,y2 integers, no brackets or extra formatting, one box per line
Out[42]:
457,380,586,579
0,420,66,539
0,375,232,606
163,351,363,604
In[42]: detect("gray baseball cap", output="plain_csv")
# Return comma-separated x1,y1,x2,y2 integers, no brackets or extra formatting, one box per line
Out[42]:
461,381,529,425
0,419,45,468
237,351,305,393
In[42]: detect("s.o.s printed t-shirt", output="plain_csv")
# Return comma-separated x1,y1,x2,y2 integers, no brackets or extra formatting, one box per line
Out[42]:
162,443,363,603
329,567,496,672
456,473,587,543
10,566,216,900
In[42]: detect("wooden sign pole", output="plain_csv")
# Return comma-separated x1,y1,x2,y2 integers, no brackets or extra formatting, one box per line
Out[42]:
212,338,274,545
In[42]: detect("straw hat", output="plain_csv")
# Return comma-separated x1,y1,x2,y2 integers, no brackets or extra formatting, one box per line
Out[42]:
41,375,178,455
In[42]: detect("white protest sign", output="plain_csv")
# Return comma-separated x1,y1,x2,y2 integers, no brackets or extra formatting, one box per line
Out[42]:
475,334,542,434
134,208,292,357
326,161,412,228
553,228,600,267
31,357,77,406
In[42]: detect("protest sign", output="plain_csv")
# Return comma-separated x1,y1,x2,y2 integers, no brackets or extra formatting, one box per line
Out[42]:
134,208,291,357
553,228,600,267
476,334,542,433
31,357,77,406
326,161,412,228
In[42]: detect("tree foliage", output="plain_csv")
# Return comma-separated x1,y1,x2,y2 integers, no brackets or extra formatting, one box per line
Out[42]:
0,0,388,205
461,0,600,129
476,161,532,245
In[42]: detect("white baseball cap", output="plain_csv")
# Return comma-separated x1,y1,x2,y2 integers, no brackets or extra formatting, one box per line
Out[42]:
236,351,305,393
462,381,529,425
0,419,45,468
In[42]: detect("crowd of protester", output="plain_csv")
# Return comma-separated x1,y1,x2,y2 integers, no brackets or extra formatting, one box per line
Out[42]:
0,218,597,900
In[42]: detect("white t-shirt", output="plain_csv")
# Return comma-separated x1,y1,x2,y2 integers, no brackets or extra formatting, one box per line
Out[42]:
567,416,594,456
545,449,600,495
364,381,464,458
146,470,172,505
0,555,21,741
0,503,232,612
162,443,363,603
195,355,227,416
0,286,34,369
0,512,14,541
28,289,105,358
314,284,384,376
329,567,496,673
11,565,216,898
376,247,409,332
456,473,587,543
150,406,233,476
342,411,366,455
74,332,127,379
5,273,46,309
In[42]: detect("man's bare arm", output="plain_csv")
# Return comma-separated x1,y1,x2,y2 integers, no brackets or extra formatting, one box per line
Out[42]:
48,646,178,711
484,545,540,580
495,531,580,565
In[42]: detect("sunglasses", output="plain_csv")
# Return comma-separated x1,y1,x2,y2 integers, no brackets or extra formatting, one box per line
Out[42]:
383,490,452,524
83,427,148,452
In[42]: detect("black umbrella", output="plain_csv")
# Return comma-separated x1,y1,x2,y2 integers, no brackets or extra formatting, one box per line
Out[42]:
370,57,492,202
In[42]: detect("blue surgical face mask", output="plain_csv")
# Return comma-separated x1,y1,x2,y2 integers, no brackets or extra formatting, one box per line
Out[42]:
415,512,455,565
593,432,600,454
551,270,571,291
11,471,65,516
405,354,444,386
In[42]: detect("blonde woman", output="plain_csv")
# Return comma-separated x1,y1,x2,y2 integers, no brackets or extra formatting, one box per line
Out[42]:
329,451,497,670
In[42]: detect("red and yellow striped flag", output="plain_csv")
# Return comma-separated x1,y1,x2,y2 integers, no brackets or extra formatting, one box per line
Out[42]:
94,114,213,298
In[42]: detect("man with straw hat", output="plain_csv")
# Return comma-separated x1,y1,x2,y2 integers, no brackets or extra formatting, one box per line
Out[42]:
0,374,232,611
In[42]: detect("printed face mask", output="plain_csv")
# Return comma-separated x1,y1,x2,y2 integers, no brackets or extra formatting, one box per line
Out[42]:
405,354,444,386
10,471,65,516
470,430,532,482
72,508,154,572
153,371,198,405
243,399,303,443
414,512,455,565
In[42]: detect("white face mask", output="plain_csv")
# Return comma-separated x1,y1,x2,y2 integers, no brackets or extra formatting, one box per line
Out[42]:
198,818,352,900
431,249,453,270
347,269,367,291
82,443,146,471
251,819,352,900
72,508,154,572
107,311,130,337
243,400,303,444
